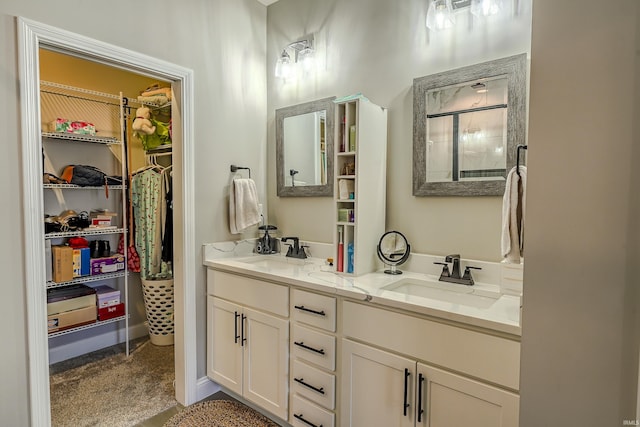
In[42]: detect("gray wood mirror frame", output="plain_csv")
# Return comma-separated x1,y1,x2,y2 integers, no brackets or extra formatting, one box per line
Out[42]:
413,54,527,196
276,96,335,197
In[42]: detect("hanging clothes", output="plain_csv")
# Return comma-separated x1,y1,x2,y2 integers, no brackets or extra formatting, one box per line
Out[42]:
161,167,173,265
131,168,164,279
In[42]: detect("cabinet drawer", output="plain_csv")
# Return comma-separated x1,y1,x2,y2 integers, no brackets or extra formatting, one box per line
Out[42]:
291,394,335,427
292,359,336,410
207,270,288,317
343,301,520,390
292,324,336,371
291,288,336,332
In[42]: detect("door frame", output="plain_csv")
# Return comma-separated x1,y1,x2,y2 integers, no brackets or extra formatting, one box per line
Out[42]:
17,17,197,425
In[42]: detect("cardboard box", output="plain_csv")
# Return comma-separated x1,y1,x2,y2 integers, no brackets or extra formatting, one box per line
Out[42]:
52,245,73,283
47,294,96,316
48,305,96,333
72,247,90,277
90,254,125,275
89,211,117,227
98,303,125,321
47,284,97,315
90,284,121,308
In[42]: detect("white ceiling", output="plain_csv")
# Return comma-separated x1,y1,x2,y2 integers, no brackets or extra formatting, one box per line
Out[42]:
257,0,279,5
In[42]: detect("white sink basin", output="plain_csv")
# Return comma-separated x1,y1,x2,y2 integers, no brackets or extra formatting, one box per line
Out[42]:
381,278,500,309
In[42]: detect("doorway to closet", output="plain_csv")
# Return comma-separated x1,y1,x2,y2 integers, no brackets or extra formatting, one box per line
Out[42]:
41,48,176,425
18,18,198,426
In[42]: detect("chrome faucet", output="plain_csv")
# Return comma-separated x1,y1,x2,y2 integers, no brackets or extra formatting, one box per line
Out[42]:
281,237,308,259
434,254,481,286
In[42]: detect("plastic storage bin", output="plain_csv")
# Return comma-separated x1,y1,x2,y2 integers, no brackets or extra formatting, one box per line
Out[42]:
141,278,174,346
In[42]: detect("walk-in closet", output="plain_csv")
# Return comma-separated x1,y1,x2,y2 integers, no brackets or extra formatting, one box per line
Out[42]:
40,48,177,425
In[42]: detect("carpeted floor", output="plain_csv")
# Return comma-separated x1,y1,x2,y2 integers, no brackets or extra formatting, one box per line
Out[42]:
50,338,177,427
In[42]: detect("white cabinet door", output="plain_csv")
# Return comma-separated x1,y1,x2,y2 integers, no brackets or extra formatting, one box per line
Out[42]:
243,306,289,421
342,339,415,427
207,296,243,395
418,363,519,427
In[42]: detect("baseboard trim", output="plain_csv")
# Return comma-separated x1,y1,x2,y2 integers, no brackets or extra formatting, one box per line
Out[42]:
48,322,148,364
196,376,220,402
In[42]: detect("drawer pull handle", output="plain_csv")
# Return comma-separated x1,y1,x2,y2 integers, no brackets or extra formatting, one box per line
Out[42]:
403,368,410,417
294,305,326,316
294,341,325,355
234,311,240,344
418,373,426,422
241,313,247,346
294,377,325,395
294,413,322,427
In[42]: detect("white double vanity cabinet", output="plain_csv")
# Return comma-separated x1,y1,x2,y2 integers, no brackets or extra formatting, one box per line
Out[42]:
205,256,521,427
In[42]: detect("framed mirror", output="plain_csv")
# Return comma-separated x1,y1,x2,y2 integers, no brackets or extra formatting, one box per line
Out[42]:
413,54,527,196
276,96,335,197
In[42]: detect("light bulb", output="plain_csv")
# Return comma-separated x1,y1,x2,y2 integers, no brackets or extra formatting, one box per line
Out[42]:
275,51,292,80
426,0,454,31
298,46,315,74
470,0,502,17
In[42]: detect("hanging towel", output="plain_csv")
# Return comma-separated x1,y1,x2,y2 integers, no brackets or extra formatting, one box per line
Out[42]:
501,166,527,263
229,178,261,234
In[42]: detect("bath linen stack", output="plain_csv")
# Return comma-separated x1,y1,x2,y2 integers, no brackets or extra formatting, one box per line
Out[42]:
229,178,261,234
501,166,526,263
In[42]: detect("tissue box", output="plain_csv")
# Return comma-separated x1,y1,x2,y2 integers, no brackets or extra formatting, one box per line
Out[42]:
90,254,125,275
49,118,96,135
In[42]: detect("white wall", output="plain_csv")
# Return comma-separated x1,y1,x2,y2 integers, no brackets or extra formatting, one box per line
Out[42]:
266,0,532,261
520,0,638,425
0,0,266,424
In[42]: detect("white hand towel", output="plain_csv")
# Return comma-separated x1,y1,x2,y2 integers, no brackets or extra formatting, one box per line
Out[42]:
501,166,527,263
229,178,261,234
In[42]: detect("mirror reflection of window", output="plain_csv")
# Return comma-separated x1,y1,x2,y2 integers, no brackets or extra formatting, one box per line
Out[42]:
425,75,508,183
283,110,327,187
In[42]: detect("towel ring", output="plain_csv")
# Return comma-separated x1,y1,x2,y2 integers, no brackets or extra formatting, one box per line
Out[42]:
230,165,251,179
516,145,528,176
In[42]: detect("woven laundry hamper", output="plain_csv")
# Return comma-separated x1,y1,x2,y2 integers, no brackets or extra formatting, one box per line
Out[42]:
141,278,174,346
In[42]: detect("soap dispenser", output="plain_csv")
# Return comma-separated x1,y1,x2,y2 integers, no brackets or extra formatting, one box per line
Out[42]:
257,224,278,254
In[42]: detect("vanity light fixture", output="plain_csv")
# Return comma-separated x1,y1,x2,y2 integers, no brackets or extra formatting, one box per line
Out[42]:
426,0,502,31
275,37,315,81
426,0,455,31
470,0,502,17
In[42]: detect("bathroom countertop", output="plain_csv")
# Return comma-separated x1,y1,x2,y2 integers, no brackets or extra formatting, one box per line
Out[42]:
203,254,521,337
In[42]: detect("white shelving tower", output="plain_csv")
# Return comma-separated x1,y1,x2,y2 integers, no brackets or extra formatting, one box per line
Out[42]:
41,81,130,354
334,95,387,276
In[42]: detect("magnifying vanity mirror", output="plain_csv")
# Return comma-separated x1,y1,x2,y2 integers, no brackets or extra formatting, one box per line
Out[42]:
377,231,411,275
276,96,335,197
413,54,527,196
